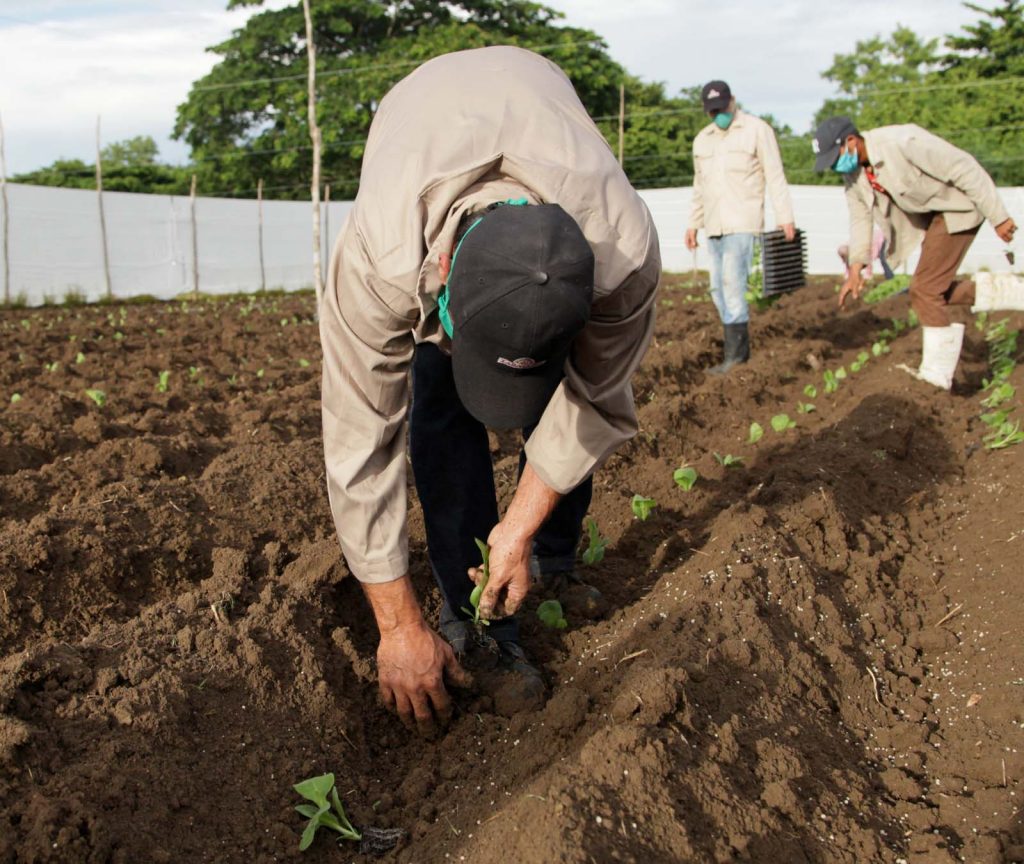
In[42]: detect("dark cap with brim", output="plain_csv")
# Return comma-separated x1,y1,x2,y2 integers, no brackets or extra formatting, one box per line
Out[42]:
447,203,594,430
701,80,732,114
813,115,860,172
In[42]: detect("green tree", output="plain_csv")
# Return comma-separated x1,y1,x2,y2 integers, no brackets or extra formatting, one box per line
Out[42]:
173,0,634,198
811,1,1024,184
101,135,160,168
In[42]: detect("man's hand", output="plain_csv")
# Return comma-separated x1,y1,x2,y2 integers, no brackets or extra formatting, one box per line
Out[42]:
781,223,796,242
838,267,866,310
362,575,470,735
468,463,562,620
995,217,1017,244
684,228,699,251
470,520,532,620
377,619,470,735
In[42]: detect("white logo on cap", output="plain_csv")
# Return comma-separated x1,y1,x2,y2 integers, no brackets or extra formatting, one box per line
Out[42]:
707,88,720,98
812,139,820,154
497,357,546,370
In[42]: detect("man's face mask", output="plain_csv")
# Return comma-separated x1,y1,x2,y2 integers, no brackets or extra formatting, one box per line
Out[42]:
714,112,733,130
833,143,859,174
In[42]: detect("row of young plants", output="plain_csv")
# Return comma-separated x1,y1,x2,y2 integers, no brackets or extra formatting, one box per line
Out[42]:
976,314,1024,449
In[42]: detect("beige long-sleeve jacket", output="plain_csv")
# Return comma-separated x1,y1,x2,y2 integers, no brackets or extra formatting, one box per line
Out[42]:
688,110,794,236
320,46,661,584
844,124,1011,268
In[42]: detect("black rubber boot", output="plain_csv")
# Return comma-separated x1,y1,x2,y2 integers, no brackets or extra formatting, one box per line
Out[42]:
708,323,750,375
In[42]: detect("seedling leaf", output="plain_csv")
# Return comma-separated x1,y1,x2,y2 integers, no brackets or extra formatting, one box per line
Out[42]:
797,402,816,415
673,465,698,491
748,422,764,444
85,388,107,408
713,452,744,468
537,599,568,629
581,518,608,565
803,384,817,398
630,494,657,521
770,413,795,432
295,804,320,819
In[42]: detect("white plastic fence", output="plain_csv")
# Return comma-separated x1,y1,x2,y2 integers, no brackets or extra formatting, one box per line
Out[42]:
1,182,1021,305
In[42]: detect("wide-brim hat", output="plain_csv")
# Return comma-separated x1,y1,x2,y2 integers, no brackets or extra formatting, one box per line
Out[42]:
447,203,594,430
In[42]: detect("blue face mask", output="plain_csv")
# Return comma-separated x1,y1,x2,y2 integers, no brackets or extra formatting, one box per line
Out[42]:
833,148,859,174
714,112,733,130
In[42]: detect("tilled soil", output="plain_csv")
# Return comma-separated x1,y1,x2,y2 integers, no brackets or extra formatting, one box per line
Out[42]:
1,280,1022,864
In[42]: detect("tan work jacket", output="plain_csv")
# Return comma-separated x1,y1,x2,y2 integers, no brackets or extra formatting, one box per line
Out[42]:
844,124,1011,268
688,110,794,236
320,46,661,583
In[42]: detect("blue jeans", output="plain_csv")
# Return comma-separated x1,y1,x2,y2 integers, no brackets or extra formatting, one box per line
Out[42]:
409,342,592,642
708,233,755,325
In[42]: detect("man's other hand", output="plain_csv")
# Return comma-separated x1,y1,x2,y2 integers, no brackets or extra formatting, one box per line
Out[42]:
377,619,471,735
781,223,796,242
995,217,1017,244
838,271,865,310
684,228,699,251
470,520,532,620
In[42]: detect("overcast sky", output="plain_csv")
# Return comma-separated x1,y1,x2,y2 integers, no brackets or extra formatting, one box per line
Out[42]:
0,0,982,176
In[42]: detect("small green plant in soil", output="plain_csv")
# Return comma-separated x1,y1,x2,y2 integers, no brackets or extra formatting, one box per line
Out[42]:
981,382,1014,409
714,452,744,468
770,413,796,432
293,773,361,850
10,393,21,404
984,420,1024,450
797,402,816,414
863,273,910,304
85,388,107,408
75,352,86,365
461,538,490,626
630,494,657,521
803,384,817,399
298,358,311,368
537,599,568,629
673,464,698,491
45,361,59,373
747,422,764,444
156,370,171,393
823,370,839,394
871,341,890,357
581,518,608,565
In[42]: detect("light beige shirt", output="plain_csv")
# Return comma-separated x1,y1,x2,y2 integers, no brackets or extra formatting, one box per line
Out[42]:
844,124,1011,268
320,46,661,583
688,109,794,236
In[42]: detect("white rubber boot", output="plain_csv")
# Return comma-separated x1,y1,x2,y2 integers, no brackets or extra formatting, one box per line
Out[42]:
914,323,965,390
972,271,1024,312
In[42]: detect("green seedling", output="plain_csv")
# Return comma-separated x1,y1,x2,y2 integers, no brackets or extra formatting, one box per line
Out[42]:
834,366,847,380
797,401,816,414
75,352,86,365
713,452,744,468
298,358,311,368
980,409,1013,428
770,413,796,432
630,494,657,521
823,370,839,394
45,362,59,373
114,331,124,341
537,599,568,629
803,384,817,399
871,341,889,357
256,368,265,378
747,422,764,444
981,382,1015,409
85,388,107,408
189,366,200,379
461,538,490,626
850,360,863,373
10,393,21,404
293,773,361,850
581,518,608,565
156,370,171,393
857,351,870,365
984,420,1024,450
673,465,698,491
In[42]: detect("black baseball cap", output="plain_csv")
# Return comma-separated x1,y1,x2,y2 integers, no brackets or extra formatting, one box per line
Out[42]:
813,116,860,172
701,80,732,114
446,203,594,430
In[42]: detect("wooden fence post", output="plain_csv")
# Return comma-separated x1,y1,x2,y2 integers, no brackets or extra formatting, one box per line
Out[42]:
190,174,199,299
302,0,324,310
95,116,113,300
257,178,266,293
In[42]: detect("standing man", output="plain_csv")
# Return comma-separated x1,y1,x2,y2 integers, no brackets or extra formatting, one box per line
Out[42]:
320,46,661,732
813,116,1020,389
685,80,796,374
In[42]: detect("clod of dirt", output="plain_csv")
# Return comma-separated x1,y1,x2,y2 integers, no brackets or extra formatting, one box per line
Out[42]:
560,583,608,620
544,685,589,732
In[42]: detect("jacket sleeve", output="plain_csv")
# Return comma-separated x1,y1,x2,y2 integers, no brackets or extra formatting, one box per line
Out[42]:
319,217,419,583
688,140,705,230
524,226,661,493
757,122,795,226
906,131,1011,228
844,176,874,268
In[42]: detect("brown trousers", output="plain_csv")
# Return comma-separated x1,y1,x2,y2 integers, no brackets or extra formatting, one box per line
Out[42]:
910,213,980,327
